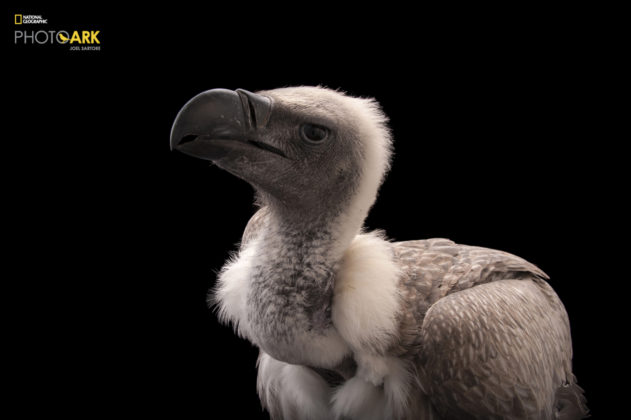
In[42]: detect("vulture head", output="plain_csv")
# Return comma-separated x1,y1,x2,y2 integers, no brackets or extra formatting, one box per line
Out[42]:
171,87,392,226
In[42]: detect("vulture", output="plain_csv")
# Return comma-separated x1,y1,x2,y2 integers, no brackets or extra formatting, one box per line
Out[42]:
170,86,587,419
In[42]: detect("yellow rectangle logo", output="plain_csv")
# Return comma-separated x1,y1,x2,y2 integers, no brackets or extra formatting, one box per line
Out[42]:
15,14,22,24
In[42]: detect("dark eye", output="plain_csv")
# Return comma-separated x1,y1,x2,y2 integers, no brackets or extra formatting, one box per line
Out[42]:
300,124,329,143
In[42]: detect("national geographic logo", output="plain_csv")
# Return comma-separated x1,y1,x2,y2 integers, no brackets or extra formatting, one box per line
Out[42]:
15,14,47,24
13,13,101,52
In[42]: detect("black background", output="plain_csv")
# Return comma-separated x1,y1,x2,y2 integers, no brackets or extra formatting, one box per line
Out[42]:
7,4,615,418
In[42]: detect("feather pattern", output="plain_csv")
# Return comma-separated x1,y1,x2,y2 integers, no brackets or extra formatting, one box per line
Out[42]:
390,238,586,419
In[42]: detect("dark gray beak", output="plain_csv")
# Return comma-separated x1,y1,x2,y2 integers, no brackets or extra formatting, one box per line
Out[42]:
170,88,273,161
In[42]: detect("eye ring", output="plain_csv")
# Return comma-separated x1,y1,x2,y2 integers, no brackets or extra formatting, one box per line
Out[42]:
300,123,329,143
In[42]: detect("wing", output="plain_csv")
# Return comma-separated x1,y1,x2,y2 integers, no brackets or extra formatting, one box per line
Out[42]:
390,238,550,358
387,239,581,418
418,279,574,419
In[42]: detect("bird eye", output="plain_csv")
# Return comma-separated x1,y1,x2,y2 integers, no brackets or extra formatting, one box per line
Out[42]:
300,124,329,143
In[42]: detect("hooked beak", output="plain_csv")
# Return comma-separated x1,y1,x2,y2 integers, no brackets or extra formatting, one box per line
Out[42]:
170,88,279,161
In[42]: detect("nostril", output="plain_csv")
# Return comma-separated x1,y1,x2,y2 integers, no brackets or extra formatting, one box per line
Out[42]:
178,135,198,146
237,90,256,129
247,99,257,128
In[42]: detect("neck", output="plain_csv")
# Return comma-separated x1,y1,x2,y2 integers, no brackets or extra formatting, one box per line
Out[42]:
245,199,367,346
261,190,370,264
